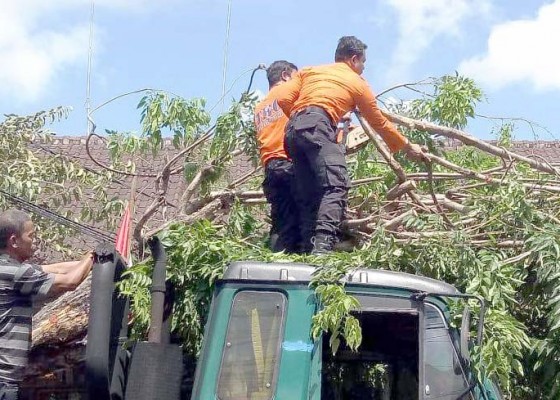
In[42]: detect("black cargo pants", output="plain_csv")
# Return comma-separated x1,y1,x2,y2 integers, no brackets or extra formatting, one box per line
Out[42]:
262,158,301,253
284,107,350,253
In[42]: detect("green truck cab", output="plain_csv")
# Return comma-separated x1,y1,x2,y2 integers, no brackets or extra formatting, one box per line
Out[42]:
191,261,503,400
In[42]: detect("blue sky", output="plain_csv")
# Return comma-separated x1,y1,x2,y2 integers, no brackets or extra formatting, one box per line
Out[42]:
1,0,559,141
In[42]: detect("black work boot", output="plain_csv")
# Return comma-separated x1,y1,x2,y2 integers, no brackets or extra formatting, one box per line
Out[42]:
311,234,335,255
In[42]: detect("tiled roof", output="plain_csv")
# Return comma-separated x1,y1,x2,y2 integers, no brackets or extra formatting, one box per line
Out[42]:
30,136,256,238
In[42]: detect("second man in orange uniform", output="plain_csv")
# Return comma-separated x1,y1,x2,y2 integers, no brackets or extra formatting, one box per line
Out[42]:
254,61,301,253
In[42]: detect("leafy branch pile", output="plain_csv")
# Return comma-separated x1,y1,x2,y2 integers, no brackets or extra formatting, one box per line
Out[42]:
3,75,558,398
114,76,560,398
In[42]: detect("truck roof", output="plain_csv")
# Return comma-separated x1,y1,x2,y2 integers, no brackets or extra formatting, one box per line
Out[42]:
224,261,459,295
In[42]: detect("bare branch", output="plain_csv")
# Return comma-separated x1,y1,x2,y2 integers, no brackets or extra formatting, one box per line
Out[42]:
385,112,559,175
169,128,216,175
228,166,262,189
145,196,233,237
180,164,215,208
382,209,417,231
376,78,435,99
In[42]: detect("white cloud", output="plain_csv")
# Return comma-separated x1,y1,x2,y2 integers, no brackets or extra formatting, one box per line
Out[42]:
0,25,89,102
459,0,560,91
0,0,174,103
383,0,492,82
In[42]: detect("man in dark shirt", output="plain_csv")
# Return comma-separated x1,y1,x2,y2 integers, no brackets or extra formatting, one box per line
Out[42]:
0,209,93,399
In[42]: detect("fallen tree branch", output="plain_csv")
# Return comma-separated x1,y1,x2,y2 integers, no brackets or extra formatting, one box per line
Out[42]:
355,112,408,183
387,180,417,200
32,276,91,348
242,198,268,204
209,189,264,199
180,164,216,209
382,209,417,231
418,195,469,214
169,128,216,175
500,251,533,266
146,196,233,237
342,214,380,229
385,112,560,176
355,111,432,214
134,163,171,245
228,166,262,189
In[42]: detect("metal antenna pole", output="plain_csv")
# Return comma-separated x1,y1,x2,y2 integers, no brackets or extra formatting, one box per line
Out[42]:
220,0,233,113
86,0,95,135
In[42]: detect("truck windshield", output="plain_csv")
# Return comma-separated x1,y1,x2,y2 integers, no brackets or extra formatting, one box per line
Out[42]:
217,291,286,400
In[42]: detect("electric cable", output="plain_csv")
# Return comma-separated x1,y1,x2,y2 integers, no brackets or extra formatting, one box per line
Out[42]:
0,188,115,243
238,64,267,134
245,64,267,94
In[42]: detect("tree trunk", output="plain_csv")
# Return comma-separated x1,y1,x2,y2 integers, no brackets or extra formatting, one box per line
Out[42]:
32,276,92,348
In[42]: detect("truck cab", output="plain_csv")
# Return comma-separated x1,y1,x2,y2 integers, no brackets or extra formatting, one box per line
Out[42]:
191,261,502,400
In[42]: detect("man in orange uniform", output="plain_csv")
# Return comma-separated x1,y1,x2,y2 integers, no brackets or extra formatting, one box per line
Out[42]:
277,36,427,254
254,60,301,253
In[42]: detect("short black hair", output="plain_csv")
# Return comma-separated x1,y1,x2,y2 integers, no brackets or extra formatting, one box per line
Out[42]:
266,60,298,87
0,209,31,249
335,36,368,62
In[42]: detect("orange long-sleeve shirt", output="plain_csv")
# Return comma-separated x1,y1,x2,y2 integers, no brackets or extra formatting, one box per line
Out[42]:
275,62,407,153
254,84,290,166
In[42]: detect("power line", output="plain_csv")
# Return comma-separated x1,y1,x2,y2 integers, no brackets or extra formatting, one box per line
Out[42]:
0,188,114,243
32,142,178,208
209,66,259,113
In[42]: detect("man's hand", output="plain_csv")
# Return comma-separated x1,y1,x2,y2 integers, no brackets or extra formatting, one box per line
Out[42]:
82,251,94,264
403,142,429,163
80,251,94,273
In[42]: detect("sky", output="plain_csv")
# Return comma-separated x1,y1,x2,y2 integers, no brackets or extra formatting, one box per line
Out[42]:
1,0,559,141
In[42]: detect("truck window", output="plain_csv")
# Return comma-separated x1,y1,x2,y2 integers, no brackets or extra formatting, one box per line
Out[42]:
423,304,470,399
322,311,419,399
217,291,286,400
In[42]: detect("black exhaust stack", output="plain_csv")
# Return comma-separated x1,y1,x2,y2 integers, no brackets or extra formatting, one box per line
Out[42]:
85,243,129,400
123,236,183,400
